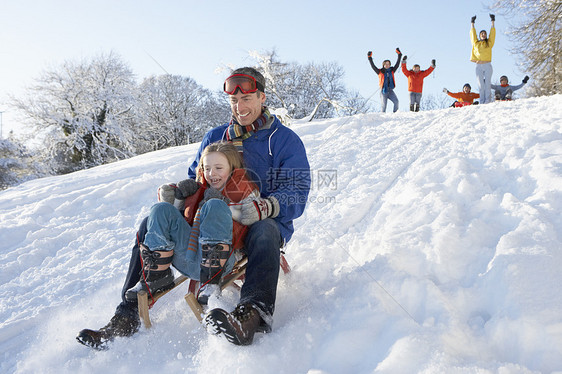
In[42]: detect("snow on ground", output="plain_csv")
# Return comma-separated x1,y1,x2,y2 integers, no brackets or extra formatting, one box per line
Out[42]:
1,95,562,373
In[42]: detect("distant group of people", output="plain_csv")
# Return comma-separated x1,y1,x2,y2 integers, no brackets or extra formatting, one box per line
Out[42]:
368,48,435,113
445,14,529,107
367,14,529,112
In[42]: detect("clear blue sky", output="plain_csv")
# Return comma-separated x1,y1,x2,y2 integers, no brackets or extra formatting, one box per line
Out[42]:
0,0,526,134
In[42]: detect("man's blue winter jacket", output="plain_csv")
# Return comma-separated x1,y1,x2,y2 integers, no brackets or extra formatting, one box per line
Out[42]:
188,115,311,243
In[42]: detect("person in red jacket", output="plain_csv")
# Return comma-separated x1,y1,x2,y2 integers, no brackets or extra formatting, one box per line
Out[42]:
368,48,403,112
443,83,480,107
401,56,436,112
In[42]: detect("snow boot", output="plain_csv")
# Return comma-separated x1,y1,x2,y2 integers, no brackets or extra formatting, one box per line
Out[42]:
505,89,513,101
414,103,420,112
410,104,415,112
76,306,140,350
125,244,175,302
197,243,232,305
197,283,221,306
204,303,263,345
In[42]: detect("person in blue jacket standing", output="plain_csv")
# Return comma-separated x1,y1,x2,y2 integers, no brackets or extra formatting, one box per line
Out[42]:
368,48,403,112
77,67,311,348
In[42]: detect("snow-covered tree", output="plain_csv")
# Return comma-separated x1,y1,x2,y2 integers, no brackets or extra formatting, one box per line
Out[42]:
491,0,562,95
248,50,372,121
0,137,43,190
134,75,229,153
422,93,453,110
11,52,137,174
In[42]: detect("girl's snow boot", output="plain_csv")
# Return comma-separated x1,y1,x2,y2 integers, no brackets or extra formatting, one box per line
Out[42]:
197,243,232,305
125,244,175,302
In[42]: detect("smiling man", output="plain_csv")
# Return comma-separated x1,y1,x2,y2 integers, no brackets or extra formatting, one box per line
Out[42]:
189,67,311,345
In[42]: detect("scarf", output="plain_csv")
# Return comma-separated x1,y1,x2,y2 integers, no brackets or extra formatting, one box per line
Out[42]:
226,107,271,153
382,69,394,94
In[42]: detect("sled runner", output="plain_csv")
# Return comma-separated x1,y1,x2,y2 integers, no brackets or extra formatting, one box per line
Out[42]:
136,253,291,328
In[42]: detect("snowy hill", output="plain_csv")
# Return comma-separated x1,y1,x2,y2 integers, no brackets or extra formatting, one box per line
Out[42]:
1,96,562,373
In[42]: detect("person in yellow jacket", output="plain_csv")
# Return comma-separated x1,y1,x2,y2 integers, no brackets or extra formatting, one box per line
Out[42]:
470,14,496,104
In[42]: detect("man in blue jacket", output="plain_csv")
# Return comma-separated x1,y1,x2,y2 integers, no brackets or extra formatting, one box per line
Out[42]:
77,67,310,348
193,67,310,345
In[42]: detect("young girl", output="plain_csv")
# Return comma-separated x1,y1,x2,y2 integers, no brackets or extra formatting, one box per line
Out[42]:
470,14,496,104
190,142,259,303
126,141,259,305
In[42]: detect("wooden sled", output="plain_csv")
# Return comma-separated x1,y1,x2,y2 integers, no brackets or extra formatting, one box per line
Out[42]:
137,254,291,328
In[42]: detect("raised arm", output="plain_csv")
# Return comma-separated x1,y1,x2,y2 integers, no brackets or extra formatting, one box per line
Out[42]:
401,56,410,76
510,76,528,92
392,48,402,71
443,88,459,100
470,15,478,44
368,51,381,74
488,15,496,47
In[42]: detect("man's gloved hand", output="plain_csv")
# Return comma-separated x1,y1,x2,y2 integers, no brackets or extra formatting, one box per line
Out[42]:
490,14,495,21
157,183,177,205
402,55,407,62
237,196,280,226
368,51,372,58
175,179,199,199
522,75,529,84
471,15,476,23
443,88,449,93
431,59,436,67
396,47,401,54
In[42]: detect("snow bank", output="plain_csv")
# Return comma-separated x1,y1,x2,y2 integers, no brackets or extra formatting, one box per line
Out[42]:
1,96,561,373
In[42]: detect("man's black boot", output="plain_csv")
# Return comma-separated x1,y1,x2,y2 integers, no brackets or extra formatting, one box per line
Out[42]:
76,305,140,350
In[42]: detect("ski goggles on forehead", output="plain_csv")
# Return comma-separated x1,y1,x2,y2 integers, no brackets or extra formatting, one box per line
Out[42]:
223,74,264,94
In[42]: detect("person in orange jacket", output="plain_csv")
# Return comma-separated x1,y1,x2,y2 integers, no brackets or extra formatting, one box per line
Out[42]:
443,83,480,107
401,56,436,112
368,48,402,112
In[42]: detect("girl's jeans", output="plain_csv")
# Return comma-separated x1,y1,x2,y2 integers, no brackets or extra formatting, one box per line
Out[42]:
144,200,234,278
120,200,232,297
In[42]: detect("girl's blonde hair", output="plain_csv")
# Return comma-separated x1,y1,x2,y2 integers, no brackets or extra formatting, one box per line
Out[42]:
195,142,244,183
